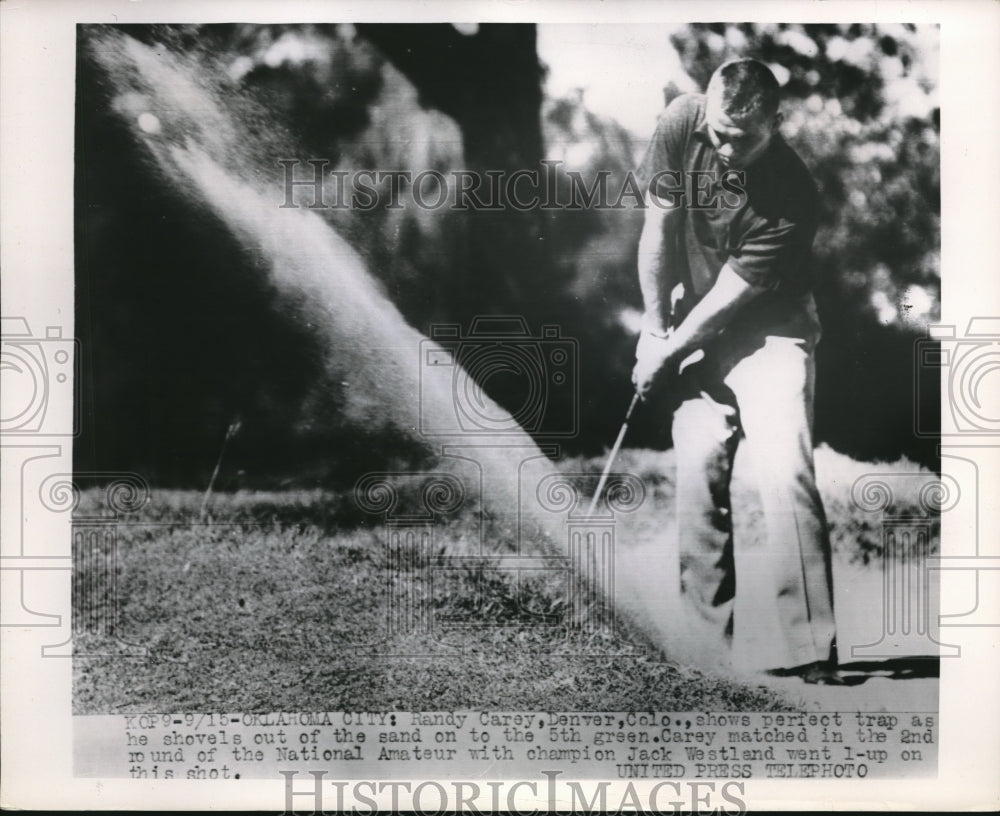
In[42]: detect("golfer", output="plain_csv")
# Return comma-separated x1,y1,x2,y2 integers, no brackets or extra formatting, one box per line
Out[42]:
632,59,843,684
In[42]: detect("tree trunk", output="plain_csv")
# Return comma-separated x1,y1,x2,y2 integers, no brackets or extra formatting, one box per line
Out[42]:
356,23,551,317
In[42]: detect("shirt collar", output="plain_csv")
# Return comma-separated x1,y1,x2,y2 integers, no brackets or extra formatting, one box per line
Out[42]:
693,117,714,144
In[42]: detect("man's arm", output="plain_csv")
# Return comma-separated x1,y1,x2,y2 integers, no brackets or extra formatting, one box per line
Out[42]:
656,263,764,361
636,192,684,335
632,263,765,399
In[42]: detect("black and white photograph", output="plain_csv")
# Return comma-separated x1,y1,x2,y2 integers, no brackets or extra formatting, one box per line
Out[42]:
2,1,998,811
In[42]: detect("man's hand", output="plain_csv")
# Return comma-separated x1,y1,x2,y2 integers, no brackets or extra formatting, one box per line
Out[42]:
632,328,675,401
636,264,765,401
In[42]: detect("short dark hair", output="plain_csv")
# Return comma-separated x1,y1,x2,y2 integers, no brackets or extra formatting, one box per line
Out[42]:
707,59,781,121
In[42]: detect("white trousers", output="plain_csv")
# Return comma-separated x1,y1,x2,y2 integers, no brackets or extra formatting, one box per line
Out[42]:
670,297,836,672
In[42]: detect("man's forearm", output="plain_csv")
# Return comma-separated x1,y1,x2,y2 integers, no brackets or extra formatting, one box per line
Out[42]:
657,263,763,363
637,197,682,334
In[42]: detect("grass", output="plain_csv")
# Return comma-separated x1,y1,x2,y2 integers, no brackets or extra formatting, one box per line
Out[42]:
73,445,938,714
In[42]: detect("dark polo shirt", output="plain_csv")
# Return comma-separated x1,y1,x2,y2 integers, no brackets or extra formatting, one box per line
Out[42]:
636,93,819,311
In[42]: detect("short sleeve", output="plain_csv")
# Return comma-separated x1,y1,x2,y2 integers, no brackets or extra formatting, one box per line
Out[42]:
635,94,699,200
726,213,818,291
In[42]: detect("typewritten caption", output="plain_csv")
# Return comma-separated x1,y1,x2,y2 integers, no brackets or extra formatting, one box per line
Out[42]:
74,710,936,780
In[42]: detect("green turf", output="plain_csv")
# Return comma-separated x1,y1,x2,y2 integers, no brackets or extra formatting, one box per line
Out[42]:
73,446,936,714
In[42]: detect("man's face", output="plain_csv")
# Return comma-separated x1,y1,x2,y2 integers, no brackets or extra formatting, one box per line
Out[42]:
704,98,779,170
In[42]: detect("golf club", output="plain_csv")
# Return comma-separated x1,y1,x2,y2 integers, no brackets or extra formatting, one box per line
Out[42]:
586,391,641,517
585,282,685,517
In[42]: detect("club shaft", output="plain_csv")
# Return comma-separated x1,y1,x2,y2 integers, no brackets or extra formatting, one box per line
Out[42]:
587,392,640,517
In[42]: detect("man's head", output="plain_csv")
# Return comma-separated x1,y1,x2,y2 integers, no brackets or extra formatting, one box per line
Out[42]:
704,59,782,169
